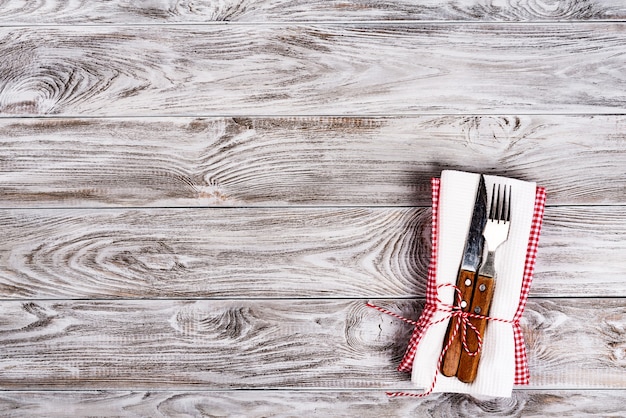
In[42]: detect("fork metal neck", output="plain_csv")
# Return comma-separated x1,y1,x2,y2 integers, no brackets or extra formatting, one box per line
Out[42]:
478,251,496,278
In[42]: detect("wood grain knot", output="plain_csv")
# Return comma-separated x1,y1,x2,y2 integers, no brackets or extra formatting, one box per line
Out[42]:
19,302,57,332
346,301,419,362
434,393,522,417
604,314,626,368
173,304,266,340
0,31,159,115
111,241,183,272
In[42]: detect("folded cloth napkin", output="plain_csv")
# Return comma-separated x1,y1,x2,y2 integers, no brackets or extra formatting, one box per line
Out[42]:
397,170,546,397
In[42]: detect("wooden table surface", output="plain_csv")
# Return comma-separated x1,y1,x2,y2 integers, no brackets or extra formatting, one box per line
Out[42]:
1,1,625,416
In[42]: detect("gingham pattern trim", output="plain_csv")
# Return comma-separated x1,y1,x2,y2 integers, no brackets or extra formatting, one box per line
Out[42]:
512,186,546,385
397,178,440,373
398,179,546,385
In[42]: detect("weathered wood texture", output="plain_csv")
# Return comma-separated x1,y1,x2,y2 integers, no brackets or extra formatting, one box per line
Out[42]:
2,116,625,207
1,0,625,23
0,390,625,417
2,25,626,116
1,1,624,415
0,208,428,299
0,299,623,389
1,207,624,299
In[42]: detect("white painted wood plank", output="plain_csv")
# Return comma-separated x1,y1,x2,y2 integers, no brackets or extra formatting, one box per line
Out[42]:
0,390,625,417
0,207,624,299
1,116,625,207
0,299,623,389
0,208,428,299
1,25,625,116
1,0,625,24
535,206,626,297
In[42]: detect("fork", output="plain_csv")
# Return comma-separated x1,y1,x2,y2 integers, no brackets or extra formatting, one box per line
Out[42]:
456,184,512,383
478,184,512,281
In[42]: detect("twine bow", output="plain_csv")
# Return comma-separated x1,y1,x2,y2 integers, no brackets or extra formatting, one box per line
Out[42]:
367,283,515,398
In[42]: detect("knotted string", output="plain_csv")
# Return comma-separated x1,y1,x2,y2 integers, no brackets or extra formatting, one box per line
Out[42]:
367,283,516,398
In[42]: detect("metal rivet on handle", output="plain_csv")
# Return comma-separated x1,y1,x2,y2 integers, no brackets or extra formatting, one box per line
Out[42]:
465,279,472,286
474,306,481,314
461,300,467,309
479,284,486,292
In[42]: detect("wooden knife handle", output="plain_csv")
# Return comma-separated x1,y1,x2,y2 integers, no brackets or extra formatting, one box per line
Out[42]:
456,274,495,383
441,269,476,377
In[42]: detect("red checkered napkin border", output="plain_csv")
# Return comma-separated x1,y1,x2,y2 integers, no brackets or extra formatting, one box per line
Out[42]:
398,178,546,385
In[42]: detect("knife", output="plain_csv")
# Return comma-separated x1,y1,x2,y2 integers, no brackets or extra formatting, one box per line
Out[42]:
441,174,488,377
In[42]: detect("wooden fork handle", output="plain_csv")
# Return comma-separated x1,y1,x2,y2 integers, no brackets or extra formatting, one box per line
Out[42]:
456,274,495,383
441,269,476,377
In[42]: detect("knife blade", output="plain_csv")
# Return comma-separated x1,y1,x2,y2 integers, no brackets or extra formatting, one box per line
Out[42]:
441,174,488,377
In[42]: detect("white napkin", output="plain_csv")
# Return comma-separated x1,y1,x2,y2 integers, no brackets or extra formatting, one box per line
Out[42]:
410,170,538,397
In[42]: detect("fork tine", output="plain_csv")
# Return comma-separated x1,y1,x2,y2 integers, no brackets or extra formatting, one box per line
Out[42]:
500,185,506,223
506,185,511,222
490,184,497,220
496,184,502,223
